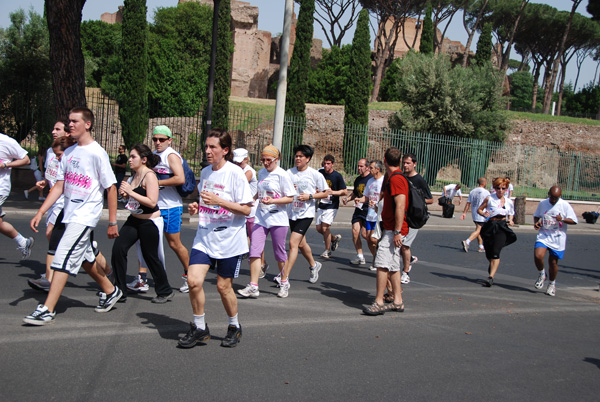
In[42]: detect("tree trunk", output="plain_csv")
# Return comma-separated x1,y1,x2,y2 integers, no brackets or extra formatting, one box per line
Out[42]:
46,0,87,120
461,0,490,67
542,0,581,114
531,63,541,112
370,18,400,102
500,0,528,73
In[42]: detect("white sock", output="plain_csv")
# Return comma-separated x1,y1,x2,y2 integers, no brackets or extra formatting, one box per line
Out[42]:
465,239,471,245
229,314,240,328
478,244,484,249
549,280,556,285
249,282,258,288
357,253,364,259
14,233,27,248
193,314,206,330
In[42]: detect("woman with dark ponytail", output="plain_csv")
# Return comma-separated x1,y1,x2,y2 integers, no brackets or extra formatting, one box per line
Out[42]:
112,144,174,303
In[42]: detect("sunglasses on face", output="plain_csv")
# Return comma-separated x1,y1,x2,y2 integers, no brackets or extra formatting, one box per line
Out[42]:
495,187,507,190
152,137,169,143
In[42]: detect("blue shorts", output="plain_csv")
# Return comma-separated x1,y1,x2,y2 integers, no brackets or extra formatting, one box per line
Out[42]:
365,220,377,231
535,242,564,259
161,206,183,234
189,249,242,278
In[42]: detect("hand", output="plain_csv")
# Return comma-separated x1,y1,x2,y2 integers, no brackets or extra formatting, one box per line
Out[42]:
534,221,542,230
107,225,119,239
342,197,348,205
30,213,42,233
507,219,514,227
555,214,563,222
393,233,403,248
36,180,47,189
460,213,466,221
298,193,309,202
119,181,132,197
188,202,199,216
200,191,221,207
261,196,273,205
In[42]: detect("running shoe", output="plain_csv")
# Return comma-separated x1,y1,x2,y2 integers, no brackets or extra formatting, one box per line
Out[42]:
320,250,331,259
535,271,546,289
179,275,189,293
350,256,366,265
485,276,494,287
309,262,322,284
259,263,269,279
369,265,377,271
273,273,282,287
24,190,29,199
331,234,342,251
462,240,469,252
221,324,242,348
478,247,485,253
28,274,50,292
178,323,210,348
546,283,556,297
151,291,175,304
126,275,149,293
95,287,123,313
401,271,410,284
23,304,55,325
238,284,260,298
277,281,290,298
18,237,35,260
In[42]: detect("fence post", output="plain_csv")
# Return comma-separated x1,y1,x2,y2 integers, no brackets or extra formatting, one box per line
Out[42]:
514,196,526,225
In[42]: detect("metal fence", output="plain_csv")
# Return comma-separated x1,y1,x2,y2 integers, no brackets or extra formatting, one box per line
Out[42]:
15,89,600,202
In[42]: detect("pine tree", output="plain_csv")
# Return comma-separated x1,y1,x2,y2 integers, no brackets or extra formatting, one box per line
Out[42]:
119,0,148,148
343,8,371,172
473,22,492,67
212,0,233,130
420,2,434,55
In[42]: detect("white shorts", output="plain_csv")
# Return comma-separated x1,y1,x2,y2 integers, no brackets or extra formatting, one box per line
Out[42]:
0,195,7,218
51,222,96,276
402,227,418,248
373,230,405,272
316,208,338,226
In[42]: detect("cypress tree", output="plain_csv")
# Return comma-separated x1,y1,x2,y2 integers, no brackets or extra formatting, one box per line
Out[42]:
212,0,233,130
474,22,492,66
119,0,148,148
420,3,434,55
282,0,314,166
343,8,371,172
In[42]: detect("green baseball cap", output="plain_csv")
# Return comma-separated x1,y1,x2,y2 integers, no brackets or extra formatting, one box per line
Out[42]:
153,125,172,138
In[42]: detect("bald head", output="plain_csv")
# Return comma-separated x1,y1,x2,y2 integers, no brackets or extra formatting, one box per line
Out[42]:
477,177,486,187
548,186,561,204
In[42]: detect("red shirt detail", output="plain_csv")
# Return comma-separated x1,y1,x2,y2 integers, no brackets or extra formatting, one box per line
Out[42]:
381,172,409,235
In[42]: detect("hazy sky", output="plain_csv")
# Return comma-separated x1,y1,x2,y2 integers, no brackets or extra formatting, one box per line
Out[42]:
0,0,596,91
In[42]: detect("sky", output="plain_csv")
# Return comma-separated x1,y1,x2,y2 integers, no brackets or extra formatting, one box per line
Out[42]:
0,0,596,91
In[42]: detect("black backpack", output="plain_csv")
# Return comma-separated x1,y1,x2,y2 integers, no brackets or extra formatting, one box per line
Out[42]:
385,171,430,229
155,158,197,198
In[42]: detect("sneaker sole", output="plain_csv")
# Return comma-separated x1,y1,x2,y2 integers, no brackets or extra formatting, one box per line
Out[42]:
151,292,175,304
95,291,123,313
178,335,211,348
23,317,55,326
237,291,259,298
126,286,149,293
27,280,50,292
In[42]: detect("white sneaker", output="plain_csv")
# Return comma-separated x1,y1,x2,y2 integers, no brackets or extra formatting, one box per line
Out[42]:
462,240,469,252
401,271,410,284
369,265,377,271
309,262,322,284
179,275,189,293
259,263,269,279
546,283,556,297
126,275,149,292
320,250,331,259
350,256,366,265
534,271,546,289
277,281,290,298
478,247,485,253
18,237,35,260
23,304,55,325
273,273,282,287
238,284,259,298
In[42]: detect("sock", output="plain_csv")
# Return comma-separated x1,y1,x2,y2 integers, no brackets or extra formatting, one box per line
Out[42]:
250,282,258,288
357,253,364,259
549,280,556,285
465,239,471,245
229,314,240,328
14,233,27,248
193,314,206,330
140,272,148,282
478,244,484,249
281,279,289,285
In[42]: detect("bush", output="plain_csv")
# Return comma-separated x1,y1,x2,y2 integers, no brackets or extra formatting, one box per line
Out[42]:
509,70,533,110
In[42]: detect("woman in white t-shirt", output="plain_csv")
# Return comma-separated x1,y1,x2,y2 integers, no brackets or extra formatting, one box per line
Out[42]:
477,177,517,287
238,145,295,299
179,129,253,349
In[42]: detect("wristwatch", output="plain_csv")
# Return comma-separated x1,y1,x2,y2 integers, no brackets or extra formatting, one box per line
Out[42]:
393,230,401,235
309,194,313,200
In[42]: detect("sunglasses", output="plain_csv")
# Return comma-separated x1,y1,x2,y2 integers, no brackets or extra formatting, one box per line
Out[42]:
261,158,275,163
152,137,169,143
495,187,507,190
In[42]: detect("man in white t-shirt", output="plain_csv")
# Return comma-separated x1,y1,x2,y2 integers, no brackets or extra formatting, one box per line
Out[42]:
533,186,578,297
24,107,121,325
356,159,384,270
460,177,490,253
443,183,462,204
0,133,34,259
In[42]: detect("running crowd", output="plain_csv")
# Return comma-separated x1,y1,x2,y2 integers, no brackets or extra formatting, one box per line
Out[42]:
0,108,578,348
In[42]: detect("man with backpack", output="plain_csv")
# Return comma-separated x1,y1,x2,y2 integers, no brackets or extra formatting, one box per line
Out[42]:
400,153,433,284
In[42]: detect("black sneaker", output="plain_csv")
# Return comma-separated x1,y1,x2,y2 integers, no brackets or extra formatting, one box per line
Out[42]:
178,323,210,348
221,324,242,348
485,276,494,287
95,287,123,312
151,291,174,304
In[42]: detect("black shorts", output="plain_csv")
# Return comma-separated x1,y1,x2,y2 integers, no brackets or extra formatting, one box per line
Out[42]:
289,218,313,235
351,208,368,225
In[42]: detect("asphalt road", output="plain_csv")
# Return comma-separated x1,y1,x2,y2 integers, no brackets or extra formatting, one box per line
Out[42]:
1,215,599,402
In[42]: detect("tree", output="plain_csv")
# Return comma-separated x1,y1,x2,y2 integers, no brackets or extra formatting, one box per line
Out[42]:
0,9,54,145
118,0,148,149
212,0,234,130
420,3,434,55
45,0,87,119
508,70,533,110
343,8,371,172
307,45,351,105
80,21,122,92
588,0,600,20
314,0,360,48
473,22,492,66
462,0,490,67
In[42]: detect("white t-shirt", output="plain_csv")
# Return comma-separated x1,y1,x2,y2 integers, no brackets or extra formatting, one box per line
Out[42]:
534,198,578,251
242,164,258,219
45,147,55,169
0,133,29,196
287,166,329,220
468,187,491,223
45,148,65,214
444,184,462,200
364,176,384,222
58,141,116,227
255,166,296,228
485,193,514,218
192,161,253,259
154,146,183,210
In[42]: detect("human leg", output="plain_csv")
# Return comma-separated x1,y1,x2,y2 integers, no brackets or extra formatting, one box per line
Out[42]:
111,222,140,296
165,231,189,272
138,218,172,297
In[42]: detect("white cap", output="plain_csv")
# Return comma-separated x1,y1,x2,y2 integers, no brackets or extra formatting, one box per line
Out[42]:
233,148,248,163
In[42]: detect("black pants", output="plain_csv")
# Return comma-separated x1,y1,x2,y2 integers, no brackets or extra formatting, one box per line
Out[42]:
481,220,517,260
112,215,172,297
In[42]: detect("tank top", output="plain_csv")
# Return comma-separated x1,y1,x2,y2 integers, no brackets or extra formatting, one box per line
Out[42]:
125,172,159,215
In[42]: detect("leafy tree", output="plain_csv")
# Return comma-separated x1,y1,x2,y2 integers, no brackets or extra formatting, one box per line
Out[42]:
0,9,54,145
508,70,533,110
420,3,434,55
212,0,234,130
462,0,490,67
119,0,148,149
343,8,371,172
147,2,211,117
307,45,351,105
80,21,122,90
473,22,492,66
589,0,600,20
566,82,600,115
379,57,401,101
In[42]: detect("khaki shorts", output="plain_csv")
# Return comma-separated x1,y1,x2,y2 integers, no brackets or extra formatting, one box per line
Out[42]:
373,230,405,272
